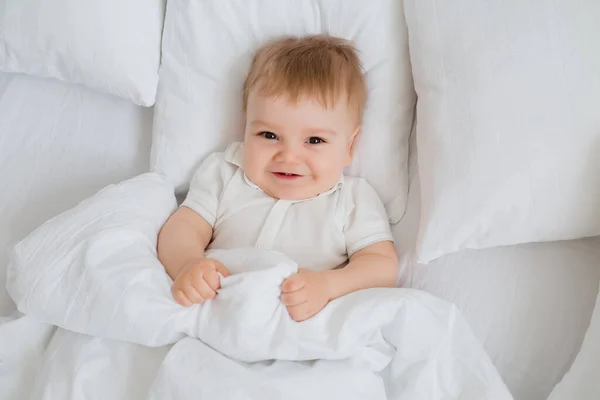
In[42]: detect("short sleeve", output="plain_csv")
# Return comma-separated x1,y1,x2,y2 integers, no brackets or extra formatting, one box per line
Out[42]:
343,178,394,257
181,152,236,227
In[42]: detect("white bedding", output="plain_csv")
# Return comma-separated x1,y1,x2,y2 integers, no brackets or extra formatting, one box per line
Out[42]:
394,135,600,399
2,173,512,399
0,72,153,315
0,73,599,400
549,289,600,399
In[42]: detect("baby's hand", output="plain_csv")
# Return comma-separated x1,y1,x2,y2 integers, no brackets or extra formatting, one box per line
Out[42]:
281,268,331,322
172,258,231,307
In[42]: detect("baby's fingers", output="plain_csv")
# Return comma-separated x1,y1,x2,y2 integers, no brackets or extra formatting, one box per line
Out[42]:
215,262,232,278
281,274,306,293
183,283,206,304
173,288,193,307
287,303,315,322
204,269,221,292
281,289,307,306
192,278,216,301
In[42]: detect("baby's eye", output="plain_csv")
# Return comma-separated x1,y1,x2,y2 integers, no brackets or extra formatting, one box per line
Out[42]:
260,131,278,140
307,137,325,145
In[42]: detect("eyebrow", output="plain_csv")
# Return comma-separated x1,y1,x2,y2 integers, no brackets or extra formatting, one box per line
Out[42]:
250,120,280,130
304,127,337,136
250,120,336,136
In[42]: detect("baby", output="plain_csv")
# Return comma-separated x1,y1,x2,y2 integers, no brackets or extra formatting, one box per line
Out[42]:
157,35,398,322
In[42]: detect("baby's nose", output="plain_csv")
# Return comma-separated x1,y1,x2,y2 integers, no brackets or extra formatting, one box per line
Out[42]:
275,146,300,163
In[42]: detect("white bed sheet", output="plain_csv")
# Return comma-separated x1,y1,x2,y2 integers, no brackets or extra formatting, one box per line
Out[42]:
394,133,600,400
0,72,153,315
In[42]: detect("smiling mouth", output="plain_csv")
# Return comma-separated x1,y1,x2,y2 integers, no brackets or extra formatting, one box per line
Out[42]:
273,172,303,180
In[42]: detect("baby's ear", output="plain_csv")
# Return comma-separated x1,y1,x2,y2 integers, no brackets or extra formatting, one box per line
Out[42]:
345,126,361,166
242,111,249,140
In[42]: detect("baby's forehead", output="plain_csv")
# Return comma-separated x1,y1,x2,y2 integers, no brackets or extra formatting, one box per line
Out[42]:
247,94,359,136
248,89,360,118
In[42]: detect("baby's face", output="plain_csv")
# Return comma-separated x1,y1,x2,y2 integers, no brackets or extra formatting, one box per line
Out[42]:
243,91,359,200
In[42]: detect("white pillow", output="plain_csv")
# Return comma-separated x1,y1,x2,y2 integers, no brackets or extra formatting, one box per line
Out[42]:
395,131,600,399
0,0,165,106
151,0,416,223
403,0,600,262
548,290,600,400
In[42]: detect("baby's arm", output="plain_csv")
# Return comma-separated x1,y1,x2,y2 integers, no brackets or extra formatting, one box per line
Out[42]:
323,240,398,300
282,179,398,321
324,178,399,298
159,151,235,306
281,241,396,321
157,206,212,280
281,241,397,322
158,206,230,306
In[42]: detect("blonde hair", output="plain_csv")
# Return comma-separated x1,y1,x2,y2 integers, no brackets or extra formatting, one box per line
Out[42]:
243,35,367,123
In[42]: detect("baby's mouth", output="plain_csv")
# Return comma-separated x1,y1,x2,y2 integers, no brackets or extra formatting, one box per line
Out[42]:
273,172,302,180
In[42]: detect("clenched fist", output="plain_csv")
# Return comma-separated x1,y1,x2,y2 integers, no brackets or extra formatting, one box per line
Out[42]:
281,268,332,322
172,258,231,307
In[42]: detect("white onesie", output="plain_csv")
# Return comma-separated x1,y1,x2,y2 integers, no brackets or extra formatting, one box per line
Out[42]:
182,142,393,271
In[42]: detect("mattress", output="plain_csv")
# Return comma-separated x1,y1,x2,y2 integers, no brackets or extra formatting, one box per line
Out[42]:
0,73,598,400
0,72,153,315
395,134,600,400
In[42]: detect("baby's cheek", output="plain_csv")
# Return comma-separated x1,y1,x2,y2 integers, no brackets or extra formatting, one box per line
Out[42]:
242,154,262,179
321,150,346,174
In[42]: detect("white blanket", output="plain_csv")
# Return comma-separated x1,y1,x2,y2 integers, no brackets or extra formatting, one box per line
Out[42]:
2,173,513,399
